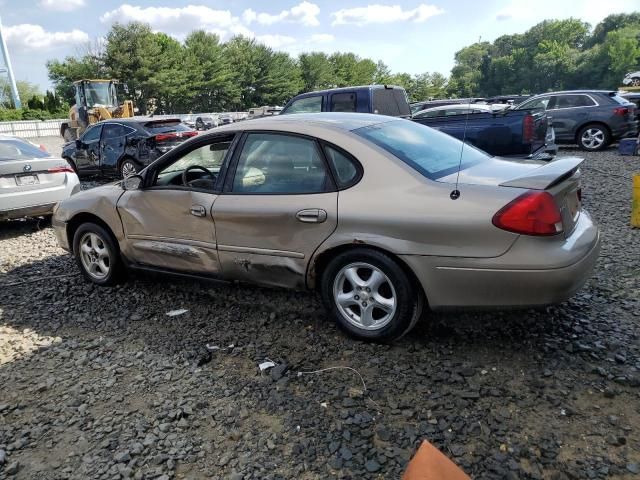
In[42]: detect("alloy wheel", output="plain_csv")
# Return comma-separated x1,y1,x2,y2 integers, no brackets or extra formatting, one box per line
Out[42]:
121,161,137,178
581,128,605,150
333,262,397,330
79,232,111,280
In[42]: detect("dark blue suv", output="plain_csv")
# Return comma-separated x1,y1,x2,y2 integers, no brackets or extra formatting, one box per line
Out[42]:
515,90,637,151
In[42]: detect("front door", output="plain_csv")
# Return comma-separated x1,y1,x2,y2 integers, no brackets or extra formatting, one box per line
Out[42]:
117,137,234,275
213,132,338,289
74,124,102,173
100,123,128,172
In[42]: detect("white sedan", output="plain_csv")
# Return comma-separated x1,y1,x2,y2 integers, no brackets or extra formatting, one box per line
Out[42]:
0,136,80,221
622,71,640,87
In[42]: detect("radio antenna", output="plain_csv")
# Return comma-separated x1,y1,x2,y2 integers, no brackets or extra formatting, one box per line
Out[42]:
450,102,471,200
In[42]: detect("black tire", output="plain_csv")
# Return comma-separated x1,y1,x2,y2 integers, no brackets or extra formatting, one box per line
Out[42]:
577,124,611,151
73,222,125,286
320,248,424,342
631,77,640,87
119,158,139,178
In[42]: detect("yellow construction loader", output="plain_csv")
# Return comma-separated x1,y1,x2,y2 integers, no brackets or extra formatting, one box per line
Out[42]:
60,79,135,142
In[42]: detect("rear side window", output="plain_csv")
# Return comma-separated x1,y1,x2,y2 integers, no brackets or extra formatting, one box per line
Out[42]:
102,124,129,139
324,145,360,188
284,96,322,114
0,139,50,160
331,93,357,112
372,88,411,117
555,95,596,108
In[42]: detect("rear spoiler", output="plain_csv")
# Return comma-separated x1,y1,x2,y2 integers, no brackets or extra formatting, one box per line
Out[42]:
500,156,584,190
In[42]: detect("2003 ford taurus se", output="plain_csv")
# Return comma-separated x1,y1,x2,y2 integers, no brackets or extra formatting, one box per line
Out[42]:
52,113,600,341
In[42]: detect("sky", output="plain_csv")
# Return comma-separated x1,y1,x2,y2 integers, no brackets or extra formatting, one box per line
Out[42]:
0,0,639,91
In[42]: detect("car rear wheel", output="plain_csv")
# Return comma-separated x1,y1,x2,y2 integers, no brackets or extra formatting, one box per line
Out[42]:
321,248,423,342
577,124,610,151
120,158,139,178
73,223,124,286
631,77,640,87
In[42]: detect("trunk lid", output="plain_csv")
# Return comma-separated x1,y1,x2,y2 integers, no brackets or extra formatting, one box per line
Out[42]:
0,157,72,194
439,156,584,235
143,119,198,152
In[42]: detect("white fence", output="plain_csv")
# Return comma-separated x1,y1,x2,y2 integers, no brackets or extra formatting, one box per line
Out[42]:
0,112,250,139
0,119,65,138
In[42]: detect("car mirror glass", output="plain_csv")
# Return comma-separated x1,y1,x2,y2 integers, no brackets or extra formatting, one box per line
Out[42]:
122,174,143,190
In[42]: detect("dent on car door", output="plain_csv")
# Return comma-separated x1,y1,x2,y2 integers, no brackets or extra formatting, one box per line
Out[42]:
116,138,233,275
75,124,102,172
212,132,338,289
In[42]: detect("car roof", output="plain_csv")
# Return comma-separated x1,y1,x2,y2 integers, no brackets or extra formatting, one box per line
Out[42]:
293,85,403,97
529,90,616,97
206,112,398,134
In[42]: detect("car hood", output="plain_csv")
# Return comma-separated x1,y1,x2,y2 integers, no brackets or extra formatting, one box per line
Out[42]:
438,156,583,190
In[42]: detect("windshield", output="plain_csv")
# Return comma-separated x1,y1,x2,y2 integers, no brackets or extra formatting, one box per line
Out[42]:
0,139,51,160
354,120,489,180
83,82,116,108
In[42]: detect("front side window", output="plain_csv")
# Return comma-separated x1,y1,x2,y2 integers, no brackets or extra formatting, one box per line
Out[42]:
331,93,357,112
284,96,322,114
355,120,489,180
82,125,102,143
232,133,329,194
517,97,550,110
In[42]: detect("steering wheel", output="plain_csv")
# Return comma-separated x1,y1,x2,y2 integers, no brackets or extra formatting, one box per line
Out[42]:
182,165,215,187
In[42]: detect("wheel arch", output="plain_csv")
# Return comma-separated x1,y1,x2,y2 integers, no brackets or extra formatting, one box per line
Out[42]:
308,242,427,304
574,121,612,144
67,213,120,255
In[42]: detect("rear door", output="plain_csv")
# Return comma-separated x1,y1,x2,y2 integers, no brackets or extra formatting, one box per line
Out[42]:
74,124,102,173
212,132,338,289
549,94,596,138
100,123,131,172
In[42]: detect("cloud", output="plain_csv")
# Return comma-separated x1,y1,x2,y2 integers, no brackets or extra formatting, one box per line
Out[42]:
331,3,444,26
310,33,335,43
244,1,320,26
256,34,297,48
100,4,252,38
39,0,85,11
3,24,89,52
495,0,638,24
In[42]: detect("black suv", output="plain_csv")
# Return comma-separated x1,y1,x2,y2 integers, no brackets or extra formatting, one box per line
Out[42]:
515,90,637,151
62,118,197,178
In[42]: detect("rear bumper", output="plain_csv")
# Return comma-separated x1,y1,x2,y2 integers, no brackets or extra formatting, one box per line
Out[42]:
0,202,56,220
402,210,600,309
611,121,638,140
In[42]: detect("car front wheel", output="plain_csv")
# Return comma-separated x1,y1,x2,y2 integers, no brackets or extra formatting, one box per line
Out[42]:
321,248,423,342
73,223,124,286
577,124,610,151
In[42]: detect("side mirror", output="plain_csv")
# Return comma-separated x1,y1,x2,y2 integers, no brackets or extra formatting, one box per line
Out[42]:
75,139,82,149
122,174,143,191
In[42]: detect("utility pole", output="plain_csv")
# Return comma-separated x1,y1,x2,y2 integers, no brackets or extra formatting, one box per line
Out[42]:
0,15,21,109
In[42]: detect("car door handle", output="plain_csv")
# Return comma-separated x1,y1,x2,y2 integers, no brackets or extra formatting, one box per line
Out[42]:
190,205,206,217
296,209,327,223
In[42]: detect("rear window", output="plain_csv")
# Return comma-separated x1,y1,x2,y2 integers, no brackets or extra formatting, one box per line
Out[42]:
372,88,411,117
354,120,489,180
144,120,192,134
612,94,634,105
0,139,50,161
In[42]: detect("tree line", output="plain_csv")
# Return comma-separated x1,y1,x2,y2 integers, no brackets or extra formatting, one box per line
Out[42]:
2,12,639,119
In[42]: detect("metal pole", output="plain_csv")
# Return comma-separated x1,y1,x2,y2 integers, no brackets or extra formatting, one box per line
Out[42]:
0,16,21,109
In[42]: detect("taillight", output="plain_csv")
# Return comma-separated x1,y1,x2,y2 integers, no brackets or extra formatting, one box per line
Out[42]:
48,166,75,174
614,106,629,116
39,144,48,152
523,114,534,143
492,191,563,236
154,131,198,142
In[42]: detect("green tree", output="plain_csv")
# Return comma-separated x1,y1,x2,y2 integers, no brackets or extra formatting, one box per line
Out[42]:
299,52,335,91
604,26,640,85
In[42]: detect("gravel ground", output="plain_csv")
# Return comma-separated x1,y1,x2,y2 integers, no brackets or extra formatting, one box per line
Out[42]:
1,147,639,480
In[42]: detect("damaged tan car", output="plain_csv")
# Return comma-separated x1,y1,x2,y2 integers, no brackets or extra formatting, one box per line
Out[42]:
53,113,600,341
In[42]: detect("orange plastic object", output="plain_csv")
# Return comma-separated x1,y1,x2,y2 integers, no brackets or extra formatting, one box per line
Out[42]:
402,441,471,480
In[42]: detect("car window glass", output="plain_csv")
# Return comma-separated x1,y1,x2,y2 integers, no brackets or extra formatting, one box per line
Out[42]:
157,141,231,180
331,93,357,112
556,95,596,108
324,145,359,188
518,97,550,110
232,133,329,194
355,120,489,180
102,124,125,139
82,125,101,143
413,109,440,118
285,96,322,114
0,139,51,160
